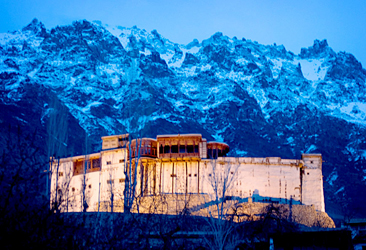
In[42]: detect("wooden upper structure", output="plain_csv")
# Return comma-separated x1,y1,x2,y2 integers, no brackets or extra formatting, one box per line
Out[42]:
100,133,230,161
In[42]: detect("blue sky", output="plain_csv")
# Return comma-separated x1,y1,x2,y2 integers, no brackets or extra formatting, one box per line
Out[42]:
1,0,366,67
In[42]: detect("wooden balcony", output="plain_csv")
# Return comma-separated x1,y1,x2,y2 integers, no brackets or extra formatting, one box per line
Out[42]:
159,152,200,160
128,138,158,159
130,147,157,159
73,158,101,176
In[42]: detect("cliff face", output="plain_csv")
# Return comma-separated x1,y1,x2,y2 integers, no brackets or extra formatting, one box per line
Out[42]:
1,19,366,218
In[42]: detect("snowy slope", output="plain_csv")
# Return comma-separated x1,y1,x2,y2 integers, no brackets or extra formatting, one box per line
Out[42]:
1,18,366,217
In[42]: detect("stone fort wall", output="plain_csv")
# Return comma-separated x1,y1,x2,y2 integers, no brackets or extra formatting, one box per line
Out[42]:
50,134,325,215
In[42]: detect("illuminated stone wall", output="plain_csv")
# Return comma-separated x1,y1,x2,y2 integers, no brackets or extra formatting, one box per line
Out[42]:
50,136,325,213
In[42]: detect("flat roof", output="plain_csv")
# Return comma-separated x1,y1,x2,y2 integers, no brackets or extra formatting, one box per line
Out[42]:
101,134,129,140
52,152,101,163
130,138,157,142
156,134,202,138
207,141,229,147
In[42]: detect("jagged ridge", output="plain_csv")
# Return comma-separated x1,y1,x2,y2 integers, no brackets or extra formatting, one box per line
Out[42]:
0,19,366,218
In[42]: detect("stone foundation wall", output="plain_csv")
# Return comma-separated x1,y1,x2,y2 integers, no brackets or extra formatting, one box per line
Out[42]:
97,194,335,228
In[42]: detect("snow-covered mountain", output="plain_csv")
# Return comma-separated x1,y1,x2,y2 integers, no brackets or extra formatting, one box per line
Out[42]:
1,19,365,218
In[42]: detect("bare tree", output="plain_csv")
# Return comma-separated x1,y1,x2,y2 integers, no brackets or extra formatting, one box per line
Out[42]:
203,159,240,250
81,136,89,212
49,160,73,212
123,136,142,213
58,165,72,212
46,97,68,211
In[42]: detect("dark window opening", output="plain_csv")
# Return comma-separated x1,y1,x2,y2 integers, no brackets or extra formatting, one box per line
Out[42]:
218,149,222,157
187,145,194,153
72,187,75,192
164,145,170,153
179,145,186,153
194,145,199,153
88,184,92,189
213,149,217,158
106,161,111,165
208,149,212,159
58,172,63,177
171,145,178,153
119,159,124,163
119,178,125,183
160,145,163,154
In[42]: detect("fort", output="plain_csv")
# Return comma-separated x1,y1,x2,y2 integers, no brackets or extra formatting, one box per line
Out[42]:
50,133,325,215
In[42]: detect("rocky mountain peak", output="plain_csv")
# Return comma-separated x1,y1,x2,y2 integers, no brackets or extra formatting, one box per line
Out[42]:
300,39,335,59
22,18,48,37
325,51,366,83
202,32,231,47
1,19,366,218
186,39,200,49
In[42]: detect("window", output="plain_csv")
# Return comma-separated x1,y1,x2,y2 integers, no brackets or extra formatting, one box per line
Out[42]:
171,145,178,153
73,161,84,175
170,174,177,177
187,145,194,153
208,149,212,159
72,187,75,192
119,159,124,163
92,158,101,169
194,145,199,153
107,179,114,184
106,161,111,165
58,172,63,177
212,149,217,159
179,145,186,153
189,174,191,177
194,174,197,177
119,178,125,183
310,161,313,164
164,145,170,153
88,184,92,189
